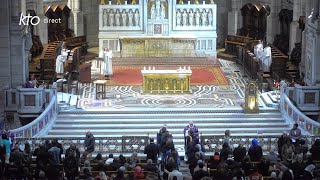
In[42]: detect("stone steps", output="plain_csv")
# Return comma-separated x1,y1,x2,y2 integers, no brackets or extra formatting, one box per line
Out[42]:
45,109,290,141
43,107,290,159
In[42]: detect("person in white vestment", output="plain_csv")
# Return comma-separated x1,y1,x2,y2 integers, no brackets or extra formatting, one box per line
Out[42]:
55,43,70,74
99,48,113,79
254,41,264,70
262,45,272,72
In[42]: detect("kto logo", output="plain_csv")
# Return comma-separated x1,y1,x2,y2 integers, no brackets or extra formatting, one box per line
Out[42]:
19,13,40,26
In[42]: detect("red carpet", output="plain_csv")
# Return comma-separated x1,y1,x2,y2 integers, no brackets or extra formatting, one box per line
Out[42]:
107,66,229,86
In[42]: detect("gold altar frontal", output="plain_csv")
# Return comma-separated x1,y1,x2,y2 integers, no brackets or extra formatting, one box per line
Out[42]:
119,36,197,57
141,69,192,94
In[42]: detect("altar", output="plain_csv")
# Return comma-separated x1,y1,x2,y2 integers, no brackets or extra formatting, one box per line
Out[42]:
120,36,197,57
141,67,192,94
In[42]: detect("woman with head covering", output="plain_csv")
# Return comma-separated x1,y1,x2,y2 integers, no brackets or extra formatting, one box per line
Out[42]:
134,166,145,180
248,139,263,162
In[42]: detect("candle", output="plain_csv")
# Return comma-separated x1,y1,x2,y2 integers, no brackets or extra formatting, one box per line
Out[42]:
144,66,146,70
149,66,151,70
109,0,111,5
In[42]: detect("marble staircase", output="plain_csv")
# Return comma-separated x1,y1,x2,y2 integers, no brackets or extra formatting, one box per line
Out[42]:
44,108,291,148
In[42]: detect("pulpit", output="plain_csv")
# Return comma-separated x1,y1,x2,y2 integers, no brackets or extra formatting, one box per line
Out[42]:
141,67,192,94
79,63,91,83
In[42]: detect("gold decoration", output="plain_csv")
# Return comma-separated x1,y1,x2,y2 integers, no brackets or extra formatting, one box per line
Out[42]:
178,0,184,4
117,0,121,5
210,0,214,4
242,81,259,114
194,0,199,4
100,0,105,4
131,0,136,4
142,71,192,94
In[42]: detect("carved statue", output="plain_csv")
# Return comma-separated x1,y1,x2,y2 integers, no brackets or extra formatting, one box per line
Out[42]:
109,10,114,26
189,9,194,26
182,10,187,26
195,10,200,26
201,9,207,26
160,3,166,19
151,4,156,19
156,0,161,19
115,10,121,26
208,10,213,26
103,10,108,26
176,10,182,26
134,10,140,26
128,10,133,26
122,10,127,26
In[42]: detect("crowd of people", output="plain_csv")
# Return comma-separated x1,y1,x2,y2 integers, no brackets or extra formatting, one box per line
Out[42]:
0,124,320,180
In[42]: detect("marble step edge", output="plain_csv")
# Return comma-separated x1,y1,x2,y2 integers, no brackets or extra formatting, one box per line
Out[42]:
47,127,291,134
54,117,285,123
57,112,282,118
51,123,290,129
58,108,279,114
43,132,286,138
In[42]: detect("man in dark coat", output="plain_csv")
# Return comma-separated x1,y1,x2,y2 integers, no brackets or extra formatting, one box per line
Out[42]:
84,130,95,157
233,142,247,162
310,139,320,161
144,138,160,163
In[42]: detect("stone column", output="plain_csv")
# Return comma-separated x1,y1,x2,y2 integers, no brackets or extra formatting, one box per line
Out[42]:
289,0,302,52
300,0,313,77
35,0,48,44
227,0,242,35
72,0,84,36
10,0,28,88
304,0,320,85
266,0,281,43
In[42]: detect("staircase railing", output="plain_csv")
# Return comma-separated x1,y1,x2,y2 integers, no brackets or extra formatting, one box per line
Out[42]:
15,136,148,154
201,135,320,152
10,95,58,139
14,135,320,154
279,81,320,135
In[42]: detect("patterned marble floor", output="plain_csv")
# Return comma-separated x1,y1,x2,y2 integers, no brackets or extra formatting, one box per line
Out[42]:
64,59,268,110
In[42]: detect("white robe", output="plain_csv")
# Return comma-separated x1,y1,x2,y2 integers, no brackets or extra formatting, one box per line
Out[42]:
254,43,264,70
262,47,272,72
99,49,113,75
55,49,69,74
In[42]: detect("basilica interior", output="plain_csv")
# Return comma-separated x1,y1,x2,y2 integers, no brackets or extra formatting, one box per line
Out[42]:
0,0,320,179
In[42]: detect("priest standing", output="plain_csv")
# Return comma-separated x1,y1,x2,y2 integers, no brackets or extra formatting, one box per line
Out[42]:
99,47,113,79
